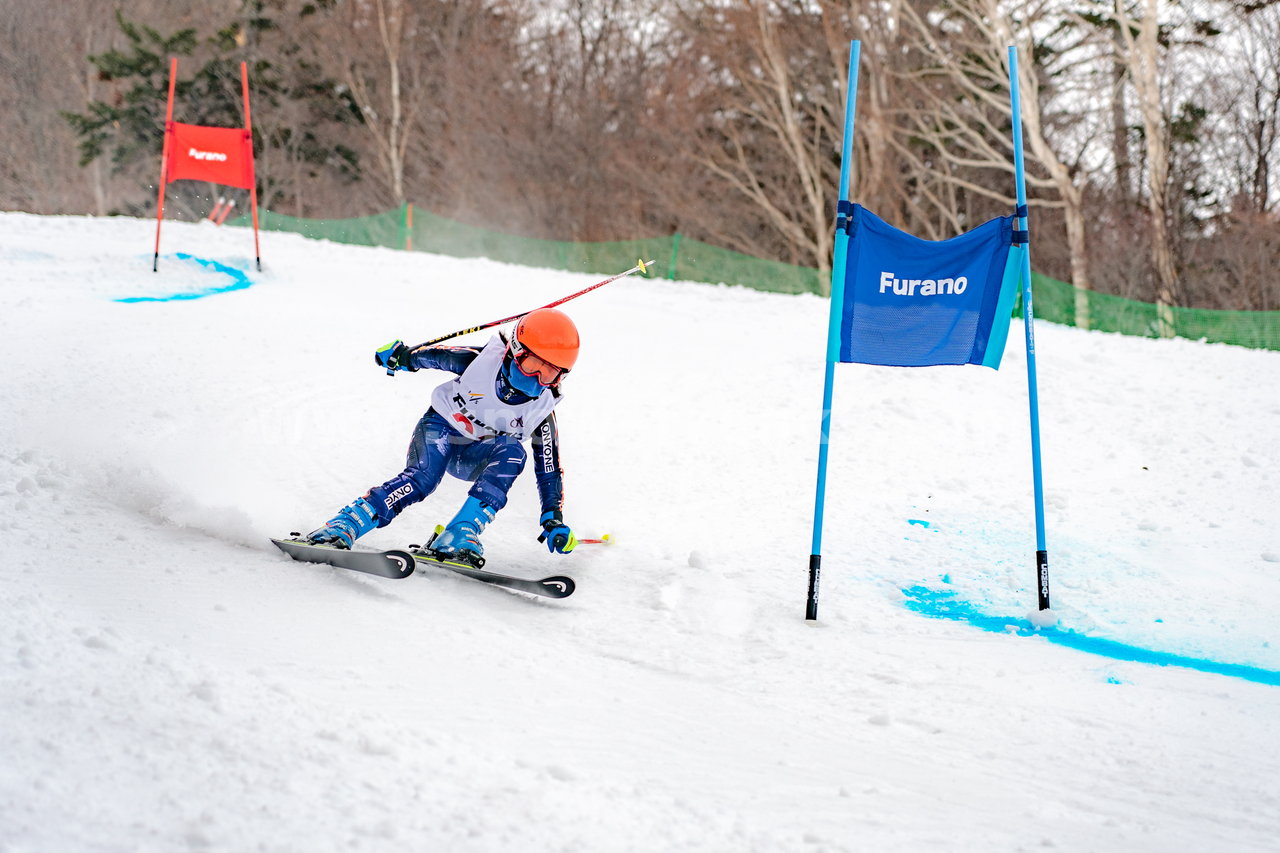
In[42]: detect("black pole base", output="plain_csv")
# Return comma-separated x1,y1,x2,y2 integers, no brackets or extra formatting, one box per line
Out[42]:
1036,549,1051,611
806,554,822,620
152,252,159,273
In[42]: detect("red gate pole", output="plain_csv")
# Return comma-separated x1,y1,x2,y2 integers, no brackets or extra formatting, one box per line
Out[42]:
152,57,178,272
240,61,262,271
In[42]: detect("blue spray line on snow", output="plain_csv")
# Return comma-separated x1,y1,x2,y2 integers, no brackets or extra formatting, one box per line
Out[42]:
901,585,1280,687
116,253,254,303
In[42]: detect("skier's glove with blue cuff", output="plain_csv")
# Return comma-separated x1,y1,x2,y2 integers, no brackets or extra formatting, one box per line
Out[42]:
538,510,577,554
375,340,417,372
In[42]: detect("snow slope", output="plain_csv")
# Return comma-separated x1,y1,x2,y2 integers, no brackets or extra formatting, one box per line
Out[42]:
1,212,1278,852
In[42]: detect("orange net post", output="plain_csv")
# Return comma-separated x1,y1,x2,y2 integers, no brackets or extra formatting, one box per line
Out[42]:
152,58,178,272
240,61,261,271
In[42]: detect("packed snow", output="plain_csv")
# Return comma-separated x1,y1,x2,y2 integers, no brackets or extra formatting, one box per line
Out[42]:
1,212,1277,851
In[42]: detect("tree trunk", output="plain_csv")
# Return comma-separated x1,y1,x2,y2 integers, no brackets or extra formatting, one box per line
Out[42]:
1117,0,1179,332
346,0,413,207
1110,30,1132,205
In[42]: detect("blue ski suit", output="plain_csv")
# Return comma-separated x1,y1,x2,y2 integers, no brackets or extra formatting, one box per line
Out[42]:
360,344,565,529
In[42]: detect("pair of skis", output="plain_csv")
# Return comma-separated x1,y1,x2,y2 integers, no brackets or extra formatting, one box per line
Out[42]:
271,533,576,599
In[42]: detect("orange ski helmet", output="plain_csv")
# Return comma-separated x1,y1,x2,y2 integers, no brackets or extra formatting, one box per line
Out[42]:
512,308,580,372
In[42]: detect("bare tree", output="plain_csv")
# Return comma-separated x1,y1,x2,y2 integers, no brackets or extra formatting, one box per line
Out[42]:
408,0,525,219
1113,0,1179,330
894,0,1104,327
343,0,423,206
664,0,850,279
832,2,912,231
499,0,672,241
0,0,161,213
1210,4,1280,215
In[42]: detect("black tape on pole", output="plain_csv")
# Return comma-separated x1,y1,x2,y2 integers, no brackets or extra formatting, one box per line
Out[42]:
806,554,822,620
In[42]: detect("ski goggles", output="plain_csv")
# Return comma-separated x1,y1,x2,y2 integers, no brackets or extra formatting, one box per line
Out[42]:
513,347,568,386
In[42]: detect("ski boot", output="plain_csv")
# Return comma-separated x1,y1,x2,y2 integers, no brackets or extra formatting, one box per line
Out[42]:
428,496,496,565
305,497,379,549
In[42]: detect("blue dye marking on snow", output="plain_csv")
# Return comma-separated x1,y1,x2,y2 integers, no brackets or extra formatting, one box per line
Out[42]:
116,253,253,303
901,585,1280,687
907,519,931,528
1106,676,1126,685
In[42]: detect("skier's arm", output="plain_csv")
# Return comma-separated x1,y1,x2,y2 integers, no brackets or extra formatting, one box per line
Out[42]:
532,412,576,554
375,340,480,375
406,344,480,375
530,412,564,513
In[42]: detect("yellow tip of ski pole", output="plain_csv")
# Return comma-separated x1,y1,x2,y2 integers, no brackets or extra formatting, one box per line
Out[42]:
637,258,648,275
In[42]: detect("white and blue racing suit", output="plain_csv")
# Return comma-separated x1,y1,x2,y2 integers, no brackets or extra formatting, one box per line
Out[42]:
361,338,566,528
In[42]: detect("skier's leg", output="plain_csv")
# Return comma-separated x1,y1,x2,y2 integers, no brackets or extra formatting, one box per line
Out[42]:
451,434,527,512
431,435,527,558
304,497,380,549
306,411,457,548
363,410,461,524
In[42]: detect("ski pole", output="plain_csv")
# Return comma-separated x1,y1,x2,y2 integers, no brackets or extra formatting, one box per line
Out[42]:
577,535,611,546
422,258,652,346
387,259,654,375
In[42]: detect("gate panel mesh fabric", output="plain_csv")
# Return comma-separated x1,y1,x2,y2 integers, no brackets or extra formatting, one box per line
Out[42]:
838,204,1018,368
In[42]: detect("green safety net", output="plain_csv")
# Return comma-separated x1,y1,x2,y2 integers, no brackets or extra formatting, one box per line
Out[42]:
238,207,825,293
232,205,1279,351
1015,274,1280,350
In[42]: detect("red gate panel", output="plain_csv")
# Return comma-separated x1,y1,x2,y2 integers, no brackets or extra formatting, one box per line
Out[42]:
166,122,254,189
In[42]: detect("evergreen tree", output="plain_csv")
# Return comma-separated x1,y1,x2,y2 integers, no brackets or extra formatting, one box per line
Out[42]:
63,5,361,218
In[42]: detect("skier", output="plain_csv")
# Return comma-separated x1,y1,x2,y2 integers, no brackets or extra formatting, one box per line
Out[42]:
303,308,580,564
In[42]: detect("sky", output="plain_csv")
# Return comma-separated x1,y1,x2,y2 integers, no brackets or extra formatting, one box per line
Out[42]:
1,212,1277,852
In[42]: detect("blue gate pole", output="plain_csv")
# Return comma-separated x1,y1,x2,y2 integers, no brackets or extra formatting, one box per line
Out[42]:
1008,46,1052,611
807,40,861,621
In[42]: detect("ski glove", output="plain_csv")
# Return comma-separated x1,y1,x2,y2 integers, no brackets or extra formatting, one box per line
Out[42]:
375,340,417,372
538,510,577,554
